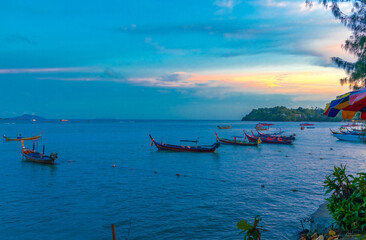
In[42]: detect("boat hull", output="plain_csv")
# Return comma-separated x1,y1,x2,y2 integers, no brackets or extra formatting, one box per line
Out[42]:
21,149,57,164
256,131,295,140
332,133,366,142
4,134,42,142
217,125,232,129
244,131,292,145
218,138,258,146
150,135,220,152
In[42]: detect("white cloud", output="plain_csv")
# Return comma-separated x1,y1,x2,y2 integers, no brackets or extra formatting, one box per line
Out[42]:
264,0,289,8
214,0,241,14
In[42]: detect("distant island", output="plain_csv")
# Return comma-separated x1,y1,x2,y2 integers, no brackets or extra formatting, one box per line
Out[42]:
9,114,46,121
242,106,346,122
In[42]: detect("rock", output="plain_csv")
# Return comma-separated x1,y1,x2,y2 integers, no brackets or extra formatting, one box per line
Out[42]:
311,232,318,239
310,203,336,234
316,235,324,240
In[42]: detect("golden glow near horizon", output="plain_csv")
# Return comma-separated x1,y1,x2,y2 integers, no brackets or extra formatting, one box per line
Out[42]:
187,69,349,98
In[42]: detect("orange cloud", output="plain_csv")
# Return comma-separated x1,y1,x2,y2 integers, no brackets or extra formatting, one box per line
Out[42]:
187,69,349,98
127,69,349,100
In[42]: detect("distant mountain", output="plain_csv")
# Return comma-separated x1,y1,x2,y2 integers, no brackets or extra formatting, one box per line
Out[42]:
10,114,46,121
242,106,346,122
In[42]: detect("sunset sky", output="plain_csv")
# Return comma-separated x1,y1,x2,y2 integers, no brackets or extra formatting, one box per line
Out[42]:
0,0,354,119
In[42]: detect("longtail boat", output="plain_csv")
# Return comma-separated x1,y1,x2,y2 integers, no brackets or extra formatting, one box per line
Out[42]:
215,132,260,146
255,123,274,131
329,128,341,134
149,134,220,152
341,123,360,128
20,140,57,164
244,130,292,145
256,130,296,140
3,133,42,142
331,132,366,142
217,124,232,129
300,123,315,129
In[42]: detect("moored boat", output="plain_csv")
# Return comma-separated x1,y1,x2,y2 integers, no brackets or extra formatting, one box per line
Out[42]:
255,123,274,131
3,133,42,142
329,128,341,134
244,130,292,145
256,130,295,140
300,123,315,129
331,132,366,142
149,134,220,152
217,124,232,129
21,140,57,164
215,132,260,146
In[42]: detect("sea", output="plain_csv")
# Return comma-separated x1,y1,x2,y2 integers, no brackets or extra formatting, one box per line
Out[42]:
0,120,365,240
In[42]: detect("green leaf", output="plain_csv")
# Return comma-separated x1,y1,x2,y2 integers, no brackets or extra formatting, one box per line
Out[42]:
237,220,253,231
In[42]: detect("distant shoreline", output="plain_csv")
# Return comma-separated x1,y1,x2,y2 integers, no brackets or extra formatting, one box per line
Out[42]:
242,106,346,122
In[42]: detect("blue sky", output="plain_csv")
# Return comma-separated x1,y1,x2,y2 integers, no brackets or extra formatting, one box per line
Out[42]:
0,0,353,119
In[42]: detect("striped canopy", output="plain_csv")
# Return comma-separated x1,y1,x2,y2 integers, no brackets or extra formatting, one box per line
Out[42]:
324,87,366,120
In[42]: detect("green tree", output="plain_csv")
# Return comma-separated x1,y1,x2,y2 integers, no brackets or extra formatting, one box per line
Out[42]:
307,0,366,89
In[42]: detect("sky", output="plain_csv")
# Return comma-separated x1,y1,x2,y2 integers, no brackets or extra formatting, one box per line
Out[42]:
0,0,355,119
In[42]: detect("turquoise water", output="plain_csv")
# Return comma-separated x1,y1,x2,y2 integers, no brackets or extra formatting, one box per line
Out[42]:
0,121,365,239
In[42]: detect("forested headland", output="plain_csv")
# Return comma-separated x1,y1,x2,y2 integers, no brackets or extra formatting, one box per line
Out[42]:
241,106,345,122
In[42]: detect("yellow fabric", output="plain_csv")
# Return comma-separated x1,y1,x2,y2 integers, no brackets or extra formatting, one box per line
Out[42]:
336,92,350,99
257,138,262,144
342,111,357,119
335,100,350,110
324,102,330,111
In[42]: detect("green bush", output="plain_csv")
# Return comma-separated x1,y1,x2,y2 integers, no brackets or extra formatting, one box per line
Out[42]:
324,165,366,232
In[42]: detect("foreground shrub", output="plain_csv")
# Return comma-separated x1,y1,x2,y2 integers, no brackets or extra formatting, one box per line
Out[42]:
237,215,267,240
324,165,366,232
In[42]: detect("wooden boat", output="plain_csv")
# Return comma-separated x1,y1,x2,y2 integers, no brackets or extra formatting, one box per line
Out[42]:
300,123,315,129
256,130,296,140
244,130,292,145
217,124,232,129
215,132,260,146
3,133,42,142
255,123,274,131
149,134,220,152
329,128,341,134
331,132,366,142
21,140,57,164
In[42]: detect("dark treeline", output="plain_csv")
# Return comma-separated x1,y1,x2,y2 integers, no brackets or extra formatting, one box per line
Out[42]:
241,106,346,122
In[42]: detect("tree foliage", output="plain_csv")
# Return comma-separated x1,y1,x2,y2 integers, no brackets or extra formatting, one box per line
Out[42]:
242,106,345,121
307,0,366,89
